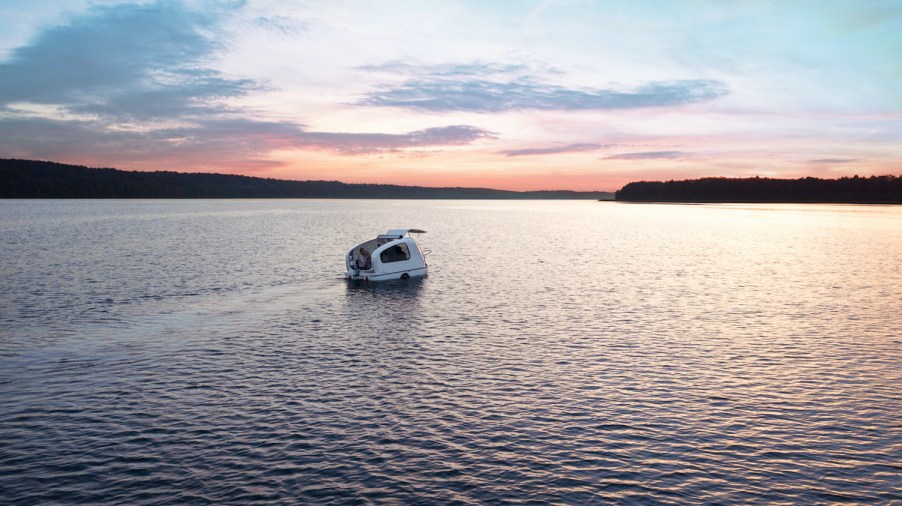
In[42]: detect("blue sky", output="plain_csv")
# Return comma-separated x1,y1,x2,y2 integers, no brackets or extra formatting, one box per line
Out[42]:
1,0,900,190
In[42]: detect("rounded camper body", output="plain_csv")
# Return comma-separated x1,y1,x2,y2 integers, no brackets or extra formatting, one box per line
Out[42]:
346,229,428,282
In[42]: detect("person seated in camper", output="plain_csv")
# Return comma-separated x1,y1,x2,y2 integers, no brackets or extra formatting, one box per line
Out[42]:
356,247,372,269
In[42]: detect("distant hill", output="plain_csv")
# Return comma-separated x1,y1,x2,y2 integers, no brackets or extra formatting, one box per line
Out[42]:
615,176,901,204
0,159,614,200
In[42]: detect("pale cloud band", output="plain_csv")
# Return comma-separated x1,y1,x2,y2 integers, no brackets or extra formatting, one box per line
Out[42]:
359,77,728,112
502,143,603,157
0,115,494,169
807,158,858,164
604,151,688,160
292,125,495,155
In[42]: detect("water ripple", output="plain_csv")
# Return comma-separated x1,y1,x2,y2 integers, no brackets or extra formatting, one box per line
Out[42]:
2,200,901,504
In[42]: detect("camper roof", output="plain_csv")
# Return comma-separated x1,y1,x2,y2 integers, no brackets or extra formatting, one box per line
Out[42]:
380,228,426,239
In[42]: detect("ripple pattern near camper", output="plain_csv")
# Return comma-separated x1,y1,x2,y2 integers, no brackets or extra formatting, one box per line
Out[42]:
2,200,901,504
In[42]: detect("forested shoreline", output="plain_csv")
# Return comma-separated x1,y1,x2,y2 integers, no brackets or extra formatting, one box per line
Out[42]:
0,159,613,200
5,159,898,203
615,176,901,203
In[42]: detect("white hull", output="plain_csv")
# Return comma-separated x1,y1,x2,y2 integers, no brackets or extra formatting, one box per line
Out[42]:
345,229,429,282
347,265,427,282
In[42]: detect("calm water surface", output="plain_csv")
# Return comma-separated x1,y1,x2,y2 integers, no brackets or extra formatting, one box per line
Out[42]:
1,200,900,504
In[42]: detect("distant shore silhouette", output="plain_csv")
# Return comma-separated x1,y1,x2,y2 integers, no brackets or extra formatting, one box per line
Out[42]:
3,159,898,203
0,159,614,200
615,175,901,204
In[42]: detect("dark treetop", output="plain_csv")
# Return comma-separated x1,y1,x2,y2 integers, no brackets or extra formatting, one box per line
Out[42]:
0,159,614,200
615,175,902,204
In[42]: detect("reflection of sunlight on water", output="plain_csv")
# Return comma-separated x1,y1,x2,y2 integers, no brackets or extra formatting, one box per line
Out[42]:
3,200,901,505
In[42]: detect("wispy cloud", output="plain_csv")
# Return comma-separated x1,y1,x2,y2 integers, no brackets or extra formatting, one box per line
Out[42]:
604,151,688,160
250,16,307,36
502,143,602,157
807,158,858,164
359,73,728,112
357,61,550,78
0,116,494,168
526,0,558,22
293,124,495,154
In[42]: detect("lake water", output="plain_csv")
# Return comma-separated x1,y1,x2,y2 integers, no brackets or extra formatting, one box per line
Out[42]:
1,199,900,504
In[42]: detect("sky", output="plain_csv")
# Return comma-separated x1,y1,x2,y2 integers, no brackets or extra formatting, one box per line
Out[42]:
1,1,900,191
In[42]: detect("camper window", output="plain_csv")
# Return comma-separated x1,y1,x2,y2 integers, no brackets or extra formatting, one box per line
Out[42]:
380,244,410,263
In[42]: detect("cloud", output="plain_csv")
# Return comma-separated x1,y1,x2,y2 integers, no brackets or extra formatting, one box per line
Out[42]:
0,2,492,166
167,121,494,158
807,158,858,164
291,124,495,155
358,61,543,79
250,16,307,36
0,2,257,120
502,143,603,157
0,116,494,168
526,0,558,22
359,75,728,113
604,151,688,160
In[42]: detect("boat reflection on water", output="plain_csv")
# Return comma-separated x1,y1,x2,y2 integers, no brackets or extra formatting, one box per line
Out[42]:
344,276,427,334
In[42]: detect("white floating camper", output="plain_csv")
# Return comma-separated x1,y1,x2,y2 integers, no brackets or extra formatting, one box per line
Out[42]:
346,229,429,282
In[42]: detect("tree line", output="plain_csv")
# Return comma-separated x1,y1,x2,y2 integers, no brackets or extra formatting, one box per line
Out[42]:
0,159,614,200
615,175,901,203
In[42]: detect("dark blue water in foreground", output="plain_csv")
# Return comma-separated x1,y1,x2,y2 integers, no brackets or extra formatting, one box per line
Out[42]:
2,200,900,504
